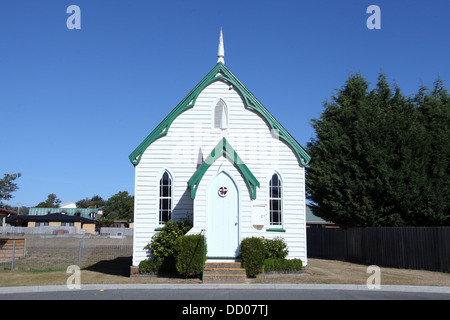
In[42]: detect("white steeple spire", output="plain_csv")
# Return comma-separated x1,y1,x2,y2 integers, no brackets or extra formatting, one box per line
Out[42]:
217,27,225,64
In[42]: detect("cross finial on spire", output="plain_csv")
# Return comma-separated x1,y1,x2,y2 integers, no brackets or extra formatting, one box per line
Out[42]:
217,27,225,64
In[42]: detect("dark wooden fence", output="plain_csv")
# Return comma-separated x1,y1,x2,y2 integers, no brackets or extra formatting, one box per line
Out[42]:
307,227,450,273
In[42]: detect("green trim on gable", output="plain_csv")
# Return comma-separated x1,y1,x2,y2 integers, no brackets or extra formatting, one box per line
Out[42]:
187,138,260,200
129,62,311,166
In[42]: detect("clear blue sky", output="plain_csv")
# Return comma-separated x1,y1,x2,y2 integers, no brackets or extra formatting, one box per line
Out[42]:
1,0,449,208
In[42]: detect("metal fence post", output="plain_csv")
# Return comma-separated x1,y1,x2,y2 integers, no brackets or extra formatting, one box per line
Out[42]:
78,240,82,268
201,229,206,283
11,240,16,271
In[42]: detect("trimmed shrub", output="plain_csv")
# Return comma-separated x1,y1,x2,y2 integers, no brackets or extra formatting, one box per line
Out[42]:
263,237,289,259
138,259,162,274
175,234,206,278
148,221,192,261
263,258,303,273
141,220,192,275
240,237,265,278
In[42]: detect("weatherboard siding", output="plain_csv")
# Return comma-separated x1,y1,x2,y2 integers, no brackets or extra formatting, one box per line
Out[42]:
132,80,307,266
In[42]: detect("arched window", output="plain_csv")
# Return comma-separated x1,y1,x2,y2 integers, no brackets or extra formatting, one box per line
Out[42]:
214,99,228,129
269,173,282,226
159,170,172,224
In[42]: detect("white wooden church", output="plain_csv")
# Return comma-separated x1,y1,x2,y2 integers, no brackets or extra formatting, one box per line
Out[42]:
130,30,311,268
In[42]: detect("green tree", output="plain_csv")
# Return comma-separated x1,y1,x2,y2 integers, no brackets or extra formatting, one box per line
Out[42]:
36,193,61,208
75,198,90,209
103,191,134,221
76,195,106,208
411,78,450,225
306,73,449,227
0,173,22,207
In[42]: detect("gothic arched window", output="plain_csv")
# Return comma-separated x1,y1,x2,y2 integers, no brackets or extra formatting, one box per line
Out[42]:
159,171,172,224
214,99,228,129
269,173,282,226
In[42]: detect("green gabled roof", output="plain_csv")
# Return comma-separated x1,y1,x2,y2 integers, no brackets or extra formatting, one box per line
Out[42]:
129,62,311,166
188,138,260,200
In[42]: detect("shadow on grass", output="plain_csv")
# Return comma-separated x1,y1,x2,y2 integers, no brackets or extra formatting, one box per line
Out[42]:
84,256,132,277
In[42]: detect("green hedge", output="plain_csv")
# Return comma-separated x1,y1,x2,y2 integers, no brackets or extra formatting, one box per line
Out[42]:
140,229,303,278
240,237,265,278
174,234,206,277
263,237,289,259
139,259,161,274
241,236,303,277
140,222,206,278
138,255,178,275
140,221,192,276
263,258,303,273
146,221,192,262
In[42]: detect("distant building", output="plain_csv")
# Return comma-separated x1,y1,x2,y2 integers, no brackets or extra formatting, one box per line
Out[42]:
113,220,130,228
305,205,338,228
6,212,96,234
29,207,99,220
59,202,77,208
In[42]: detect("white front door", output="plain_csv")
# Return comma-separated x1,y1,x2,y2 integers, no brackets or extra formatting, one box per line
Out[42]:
207,171,239,258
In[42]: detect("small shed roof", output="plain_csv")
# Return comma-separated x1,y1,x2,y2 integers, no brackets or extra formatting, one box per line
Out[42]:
306,205,336,225
0,208,17,218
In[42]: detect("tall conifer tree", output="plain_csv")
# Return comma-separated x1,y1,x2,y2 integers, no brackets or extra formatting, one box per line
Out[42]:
306,73,449,227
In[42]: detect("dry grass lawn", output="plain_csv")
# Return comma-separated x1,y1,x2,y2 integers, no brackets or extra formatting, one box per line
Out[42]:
1,258,449,288
254,259,450,286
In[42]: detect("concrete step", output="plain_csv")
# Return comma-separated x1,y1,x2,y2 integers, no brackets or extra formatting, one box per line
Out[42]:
203,262,247,284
